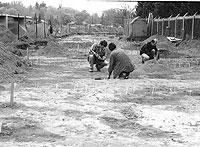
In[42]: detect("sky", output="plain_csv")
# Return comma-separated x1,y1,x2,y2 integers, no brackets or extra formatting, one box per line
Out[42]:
1,0,137,15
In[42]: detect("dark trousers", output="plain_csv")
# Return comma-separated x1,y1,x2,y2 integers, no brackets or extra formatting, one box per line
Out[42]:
118,71,130,78
88,55,107,70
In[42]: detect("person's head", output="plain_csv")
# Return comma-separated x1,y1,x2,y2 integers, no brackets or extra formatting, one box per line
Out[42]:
150,39,157,46
108,43,116,51
99,40,107,48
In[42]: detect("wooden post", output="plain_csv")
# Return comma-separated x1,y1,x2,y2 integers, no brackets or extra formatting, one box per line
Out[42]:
182,12,188,40
5,14,8,29
157,17,159,35
35,13,38,39
18,14,20,40
167,15,172,36
151,18,154,36
44,19,46,38
26,47,29,61
24,16,27,30
175,14,180,38
10,81,14,107
162,18,164,36
192,12,197,39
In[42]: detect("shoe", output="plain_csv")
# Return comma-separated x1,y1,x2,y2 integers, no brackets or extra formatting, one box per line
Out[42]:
142,60,144,64
97,68,101,72
124,76,129,79
95,65,101,72
89,68,93,72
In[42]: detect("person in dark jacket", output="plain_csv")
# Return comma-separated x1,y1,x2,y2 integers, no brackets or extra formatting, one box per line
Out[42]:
140,39,159,63
108,43,135,79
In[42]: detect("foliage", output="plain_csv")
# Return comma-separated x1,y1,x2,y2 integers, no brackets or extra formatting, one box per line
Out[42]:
0,1,135,28
102,7,134,27
136,2,200,18
74,10,90,25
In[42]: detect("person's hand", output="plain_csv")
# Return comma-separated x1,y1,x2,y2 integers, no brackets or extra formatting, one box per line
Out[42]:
107,75,110,79
102,56,106,61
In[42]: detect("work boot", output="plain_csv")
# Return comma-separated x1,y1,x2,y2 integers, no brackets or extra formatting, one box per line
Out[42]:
95,65,101,72
89,67,94,72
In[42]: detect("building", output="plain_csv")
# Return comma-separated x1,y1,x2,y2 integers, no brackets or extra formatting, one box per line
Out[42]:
125,16,148,41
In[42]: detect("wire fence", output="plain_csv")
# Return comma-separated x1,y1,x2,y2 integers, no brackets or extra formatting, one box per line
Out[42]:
124,13,200,40
150,13,200,39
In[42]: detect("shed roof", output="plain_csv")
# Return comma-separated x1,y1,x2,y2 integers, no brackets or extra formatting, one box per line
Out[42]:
130,16,146,24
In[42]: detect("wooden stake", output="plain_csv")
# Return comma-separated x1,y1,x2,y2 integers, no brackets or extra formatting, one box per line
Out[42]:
10,81,14,107
26,47,29,61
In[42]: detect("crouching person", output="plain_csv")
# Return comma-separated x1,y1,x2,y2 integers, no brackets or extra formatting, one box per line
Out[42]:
140,39,159,64
108,43,135,79
88,40,108,72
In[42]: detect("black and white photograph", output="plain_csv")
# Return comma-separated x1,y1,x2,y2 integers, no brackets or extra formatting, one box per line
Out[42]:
0,0,200,146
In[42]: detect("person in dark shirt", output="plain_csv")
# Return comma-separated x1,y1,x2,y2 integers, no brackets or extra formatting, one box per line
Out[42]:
108,43,135,79
140,39,159,63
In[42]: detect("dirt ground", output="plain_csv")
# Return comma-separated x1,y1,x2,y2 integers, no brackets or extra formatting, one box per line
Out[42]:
0,35,200,147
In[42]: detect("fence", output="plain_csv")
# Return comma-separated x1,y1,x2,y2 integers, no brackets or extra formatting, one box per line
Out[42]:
150,13,200,39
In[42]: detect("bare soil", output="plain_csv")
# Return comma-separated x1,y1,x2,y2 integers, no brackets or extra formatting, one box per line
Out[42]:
0,35,200,147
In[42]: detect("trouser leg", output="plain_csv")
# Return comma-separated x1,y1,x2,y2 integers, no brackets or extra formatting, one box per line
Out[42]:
88,55,94,71
96,61,107,71
119,71,130,79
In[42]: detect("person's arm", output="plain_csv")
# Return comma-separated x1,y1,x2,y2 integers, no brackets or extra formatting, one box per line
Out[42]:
140,44,146,55
154,46,158,57
90,44,104,60
108,53,114,79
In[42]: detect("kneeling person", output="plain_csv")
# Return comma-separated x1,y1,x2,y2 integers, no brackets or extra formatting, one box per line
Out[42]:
108,43,135,79
88,40,108,72
140,39,159,64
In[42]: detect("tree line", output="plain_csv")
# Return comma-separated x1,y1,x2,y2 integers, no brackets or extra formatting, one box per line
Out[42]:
0,1,133,28
1,1,200,27
135,2,200,18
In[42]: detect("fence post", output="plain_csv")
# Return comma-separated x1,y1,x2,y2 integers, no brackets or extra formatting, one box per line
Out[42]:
192,12,197,39
35,13,38,39
182,12,188,40
167,15,172,36
151,18,154,36
44,19,46,38
175,14,180,38
18,14,20,40
10,81,15,107
162,18,164,36
24,16,27,30
157,17,160,35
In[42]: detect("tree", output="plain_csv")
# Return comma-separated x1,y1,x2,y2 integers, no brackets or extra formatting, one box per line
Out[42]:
102,8,133,27
74,10,89,25
61,13,72,25
135,2,200,18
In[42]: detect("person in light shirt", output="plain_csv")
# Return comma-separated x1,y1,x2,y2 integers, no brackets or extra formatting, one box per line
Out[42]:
88,40,108,72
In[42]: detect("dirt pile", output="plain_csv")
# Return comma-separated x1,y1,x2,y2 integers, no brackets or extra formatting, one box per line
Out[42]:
0,43,29,82
0,24,17,44
63,41,93,49
36,41,66,57
134,59,172,75
176,39,200,57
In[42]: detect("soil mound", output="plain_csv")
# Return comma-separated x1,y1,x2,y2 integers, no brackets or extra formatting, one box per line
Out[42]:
0,42,29,82
0,24,16,44
176,40,200,57
36,41,66,57
134,59,172,75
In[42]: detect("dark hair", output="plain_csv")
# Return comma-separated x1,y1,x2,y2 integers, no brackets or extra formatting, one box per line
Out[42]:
100,40,107,47
108,43,116,51
151,39,157,44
